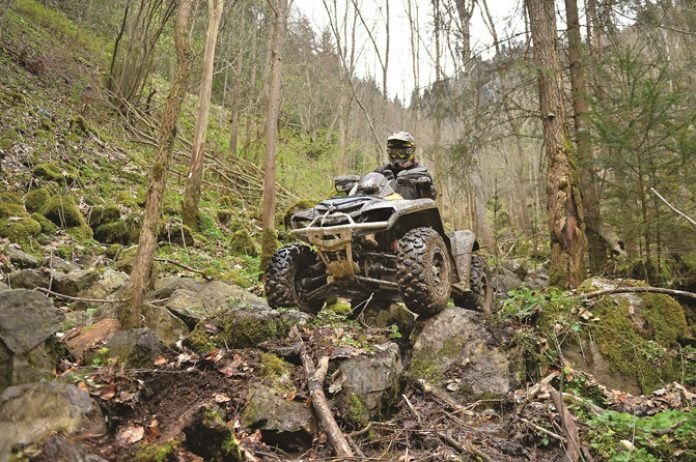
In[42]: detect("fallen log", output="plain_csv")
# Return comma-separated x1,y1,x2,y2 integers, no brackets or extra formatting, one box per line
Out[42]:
290,327,354,458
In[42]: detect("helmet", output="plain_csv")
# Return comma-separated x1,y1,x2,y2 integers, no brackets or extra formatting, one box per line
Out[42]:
387,131,416,168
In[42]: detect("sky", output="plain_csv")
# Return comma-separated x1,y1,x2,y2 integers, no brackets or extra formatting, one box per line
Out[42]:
293,0,528,103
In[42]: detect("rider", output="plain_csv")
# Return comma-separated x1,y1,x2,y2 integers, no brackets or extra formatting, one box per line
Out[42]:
375,131,437,200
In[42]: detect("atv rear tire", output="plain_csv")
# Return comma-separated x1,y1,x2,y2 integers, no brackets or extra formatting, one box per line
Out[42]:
397,227,452,318
265,245,326,314
453,254,494,314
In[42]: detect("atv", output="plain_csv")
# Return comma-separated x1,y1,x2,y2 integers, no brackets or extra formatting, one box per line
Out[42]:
264,168,493,318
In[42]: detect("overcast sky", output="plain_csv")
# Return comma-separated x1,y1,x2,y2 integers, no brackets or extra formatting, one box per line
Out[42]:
293,0,528,102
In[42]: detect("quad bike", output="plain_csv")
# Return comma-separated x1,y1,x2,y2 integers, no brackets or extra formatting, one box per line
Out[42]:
264,168,493,318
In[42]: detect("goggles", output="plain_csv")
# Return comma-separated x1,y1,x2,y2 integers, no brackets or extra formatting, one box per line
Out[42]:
387,146,415,160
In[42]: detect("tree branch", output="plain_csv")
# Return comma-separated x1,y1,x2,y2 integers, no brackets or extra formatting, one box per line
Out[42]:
650,187,696,228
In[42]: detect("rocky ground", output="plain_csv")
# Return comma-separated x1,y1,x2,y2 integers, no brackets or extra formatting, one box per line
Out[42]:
1,247,694,461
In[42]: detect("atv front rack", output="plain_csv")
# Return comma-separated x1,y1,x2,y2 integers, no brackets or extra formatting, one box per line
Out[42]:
291,211,395,287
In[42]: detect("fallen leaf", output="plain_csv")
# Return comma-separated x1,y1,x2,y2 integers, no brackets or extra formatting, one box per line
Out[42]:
98,383,117,401
116,425,144,445
154,355,168,366
214,392,231,403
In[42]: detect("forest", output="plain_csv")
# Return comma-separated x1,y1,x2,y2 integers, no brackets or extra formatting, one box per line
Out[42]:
0,0,695,461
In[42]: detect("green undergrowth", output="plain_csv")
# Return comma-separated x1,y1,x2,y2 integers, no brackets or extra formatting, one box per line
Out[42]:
501,283,689,393
586,409,696,461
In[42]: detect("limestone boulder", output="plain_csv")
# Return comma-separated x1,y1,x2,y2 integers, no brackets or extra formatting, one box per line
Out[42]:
0,290,63,391
0,382,106,461
51,268,100,297
241,383,315,452
410,308,523,400
6,268,49,290
333,342,403,423
86,328,161,368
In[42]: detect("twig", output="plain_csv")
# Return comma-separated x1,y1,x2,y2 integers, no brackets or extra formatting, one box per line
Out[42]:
582,286,696,301
519,417,567,443
34,287,124,303
547,385,581,462
650,187,696,228
411,377,474,416
436,431,494,462
290,327,354,458
154,257,212,280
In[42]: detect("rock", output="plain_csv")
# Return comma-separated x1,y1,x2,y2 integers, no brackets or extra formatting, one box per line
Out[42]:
51,269,100,297
0,290,63,391
335,342,403,423
241,383,315,452
526,266,549,288
42,256,81,273
0,281,8,291
88,328,161,368
80,269,129,300
182,404,233,461
31,435,108,462
64,319,120,364
493,266,524,292
410,309,522,400
166,280,268,325
188,307,311,351
7,268,49,289
151,277,205,299
0,382,106,460
561,277,689,394
6,246,38,268
141,304,190,345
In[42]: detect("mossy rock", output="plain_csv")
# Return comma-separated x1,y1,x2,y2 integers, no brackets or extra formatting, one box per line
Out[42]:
158,223,194,247
39,194,87,228
32,162,79,185
0,216,42,242
282,199,317,229
24,188,51,213
0,202,26,219
31,213,57,234
229,228,257,256
115,246,138,272
560,284,689,394
94,221,131,245
88,205,121,227
0,192,23,205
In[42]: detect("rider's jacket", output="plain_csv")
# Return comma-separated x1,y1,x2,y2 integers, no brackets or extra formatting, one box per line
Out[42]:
374,161,438,200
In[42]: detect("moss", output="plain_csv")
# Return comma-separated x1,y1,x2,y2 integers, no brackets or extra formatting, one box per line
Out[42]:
0,128,19,150
409,337,466,383
0,216,42,242
591,297,680,393
105,244,123,259
229,228,257,256
88,205,121,227
39,194,87,228
187,324,218,353
221,270,253,289
134,440,178,462
259,352,290,382
0,192,23,205
282,199,317,229
345,393,369,428
221,434,243,459
115,246,138,272
220,314,284,348
639,293,688,345
24,188,50,213
259,228,278,271
32,162,78,185
94,221,131,244
31,212,57,234
0,202,26,218
326,298,351,315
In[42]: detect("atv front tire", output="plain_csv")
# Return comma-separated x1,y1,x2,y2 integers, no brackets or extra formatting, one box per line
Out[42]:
453,254,494,314
265,245,326,314
397,227,452,318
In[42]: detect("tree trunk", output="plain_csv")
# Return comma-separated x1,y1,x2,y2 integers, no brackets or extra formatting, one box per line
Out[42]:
122,0,195,328
565,0,604,273
526,0,586,288
182,0,224,230
259,0,288,271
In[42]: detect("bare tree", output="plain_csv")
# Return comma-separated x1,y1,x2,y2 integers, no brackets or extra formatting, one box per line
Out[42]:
122,0,195,328
259,0,288,270
109,0,176,109
526,0,585,288
182,0,225,229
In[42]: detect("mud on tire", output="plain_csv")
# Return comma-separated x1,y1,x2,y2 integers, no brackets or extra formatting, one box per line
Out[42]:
397,227,451,318
453,254,494,314
264,245,325,314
